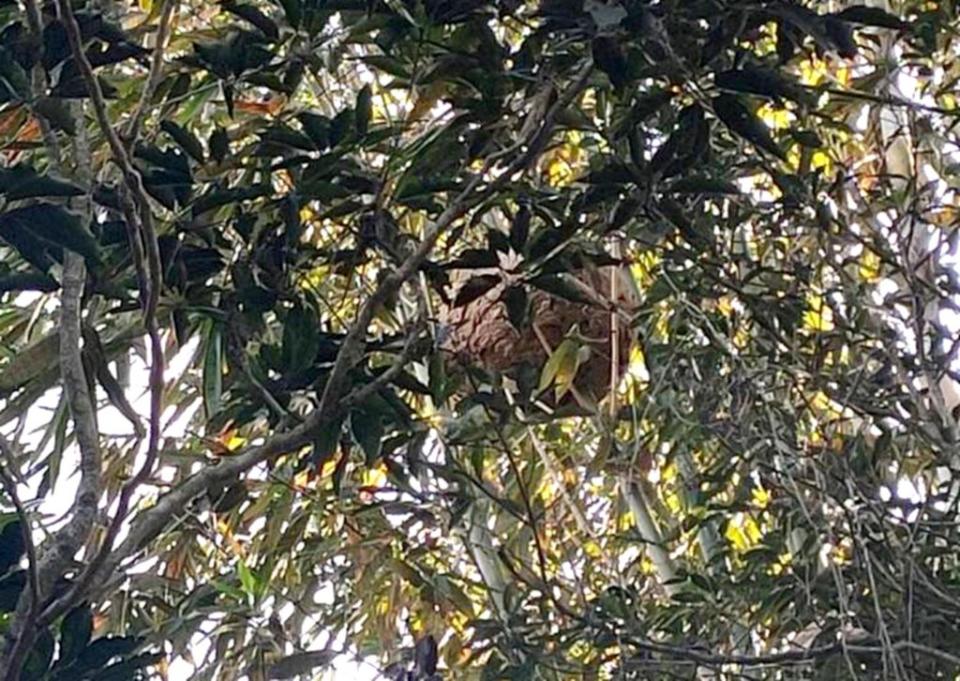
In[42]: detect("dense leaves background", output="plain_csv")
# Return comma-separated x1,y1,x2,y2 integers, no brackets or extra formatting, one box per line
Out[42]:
1,0,960,679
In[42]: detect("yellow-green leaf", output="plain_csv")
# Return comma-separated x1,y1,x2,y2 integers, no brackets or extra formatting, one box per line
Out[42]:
539,338,580,398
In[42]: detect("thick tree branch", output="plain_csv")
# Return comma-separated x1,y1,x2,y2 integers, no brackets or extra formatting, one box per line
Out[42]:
1,253,102,681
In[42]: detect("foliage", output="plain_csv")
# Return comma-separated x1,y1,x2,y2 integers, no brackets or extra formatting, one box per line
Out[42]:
0,0,960,679
0,518,162,680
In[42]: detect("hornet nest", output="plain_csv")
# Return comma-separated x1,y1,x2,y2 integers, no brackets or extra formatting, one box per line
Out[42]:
438,261,640,406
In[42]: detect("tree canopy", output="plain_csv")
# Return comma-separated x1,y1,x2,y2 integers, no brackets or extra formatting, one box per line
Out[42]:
1,0,960,679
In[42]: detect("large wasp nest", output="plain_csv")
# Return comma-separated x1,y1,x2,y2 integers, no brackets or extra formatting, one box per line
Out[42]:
439,264,640,404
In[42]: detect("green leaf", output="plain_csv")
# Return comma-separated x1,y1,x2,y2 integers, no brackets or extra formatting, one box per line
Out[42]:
671,589,706,604
212,482,248,514
0,49,30,101
509,201,530,251
503,285,527,330
713,94,786,161
21,630,54,681
73,636,141,674
528,273,592,305
223,1,280,39
554,104,598,131
332,444,349,497
0,204,100,264
0,165,83,200
833,5,908,30
0,271,59,294
33,97,77,134
160,120,205,163
191,184,272,215
538,338,579,397
95,652,165,681
298,112,331,150
281,303,320,375
176,79,217,125
277,0,301,28
644,277,672,305
0,570,25,612
58,604,93,667
388,371,432,396
355,84,372,137
688,572,715,593
259,124,316,152
350,409,384,465
651,104,708,178
656,197,713,249
209,126,229,164
202,323,222,419
414,635,439,675
486,229,510,254
446,249,499,270
453,274,500,308
823,16,859,58
237,560,258,599
360,55,411,79
310,418,342,467
790,129,824,148
592,36,628,89
666,176,741,195
211,578,245,602
267,650,337,679
0,518,24,577
222,81,235,117
714,67,813,105
619,88,674,134
330,109,354,147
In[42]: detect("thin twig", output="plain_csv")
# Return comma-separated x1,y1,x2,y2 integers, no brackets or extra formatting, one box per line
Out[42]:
487,409,552,596
123,0,177,145
22,0,62,159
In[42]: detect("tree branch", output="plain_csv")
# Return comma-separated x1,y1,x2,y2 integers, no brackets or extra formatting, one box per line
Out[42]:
123,0,177,145
621,635,960,670
1,253,102,681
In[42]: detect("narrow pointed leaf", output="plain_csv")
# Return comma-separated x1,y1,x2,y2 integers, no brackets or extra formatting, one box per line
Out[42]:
713,94,785,161
161,120,205,163
453,274,501,307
